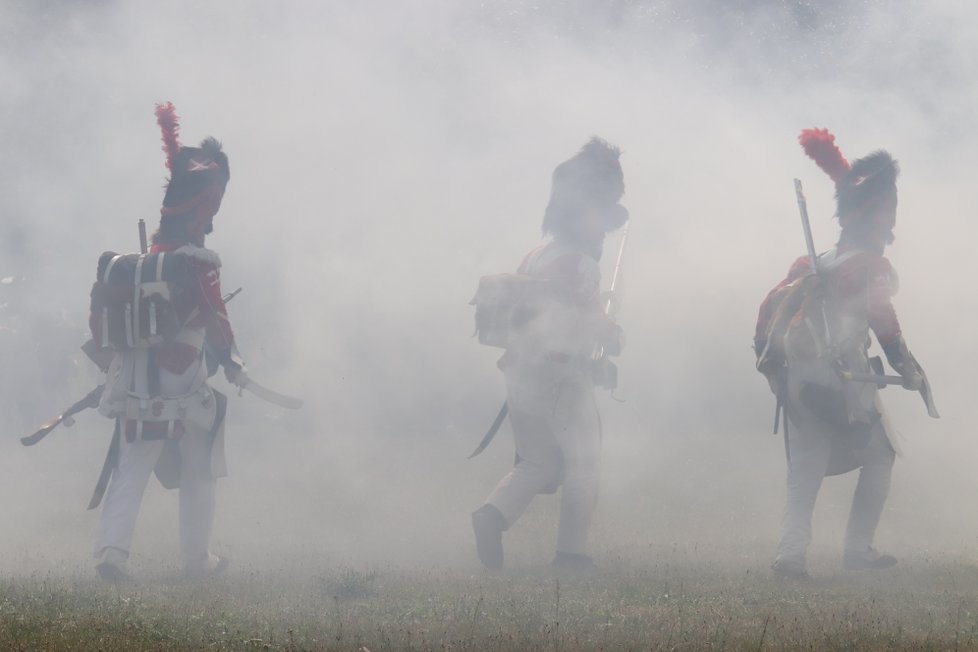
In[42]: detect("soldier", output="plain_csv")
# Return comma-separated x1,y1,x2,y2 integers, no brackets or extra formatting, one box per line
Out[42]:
755,128,927,579
89,103,247,581
471,138,626,571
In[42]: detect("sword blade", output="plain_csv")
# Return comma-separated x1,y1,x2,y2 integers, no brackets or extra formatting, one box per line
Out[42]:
909,351,940,418
920,379,940,419
20,417,64,446
468,402,508,459
841,371,940,419
21,384,105,446
242,379,303,409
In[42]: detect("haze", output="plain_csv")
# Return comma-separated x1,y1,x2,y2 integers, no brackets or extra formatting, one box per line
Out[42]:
0,0,974,576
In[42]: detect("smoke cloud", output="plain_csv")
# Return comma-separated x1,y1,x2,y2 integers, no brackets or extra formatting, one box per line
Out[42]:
0,0,975,573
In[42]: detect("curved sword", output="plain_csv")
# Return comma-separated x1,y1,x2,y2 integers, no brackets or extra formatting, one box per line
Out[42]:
240,378,303,409
21,384,105,446
841,366,939,419
468,402,508,459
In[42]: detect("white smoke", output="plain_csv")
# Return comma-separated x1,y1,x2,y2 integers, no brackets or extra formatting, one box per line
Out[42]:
0,0,975,573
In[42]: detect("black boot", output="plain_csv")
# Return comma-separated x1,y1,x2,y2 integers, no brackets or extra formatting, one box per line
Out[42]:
843,547,897,571
771,557,811,580
472,504,507,571
552,551,595,572
96,561,130,583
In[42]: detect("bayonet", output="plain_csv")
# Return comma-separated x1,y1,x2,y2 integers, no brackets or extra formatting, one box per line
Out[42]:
592,224,629,390
603,222,629,317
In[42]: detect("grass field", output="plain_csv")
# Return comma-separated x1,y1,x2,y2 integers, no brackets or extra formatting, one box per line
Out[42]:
4,551,978,651
1,392,971,650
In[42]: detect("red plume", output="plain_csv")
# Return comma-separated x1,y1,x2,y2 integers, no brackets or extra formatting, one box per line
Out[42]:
798,128,851,185
155,102,181,170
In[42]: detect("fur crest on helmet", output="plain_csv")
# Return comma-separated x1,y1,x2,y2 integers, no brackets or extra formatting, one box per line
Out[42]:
798,127,899,229
151,103,231,248
162,138,230,209
542,137,627,236
836,150,899,227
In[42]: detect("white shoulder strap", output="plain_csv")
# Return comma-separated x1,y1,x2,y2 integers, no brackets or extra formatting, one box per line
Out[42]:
102,254,124,283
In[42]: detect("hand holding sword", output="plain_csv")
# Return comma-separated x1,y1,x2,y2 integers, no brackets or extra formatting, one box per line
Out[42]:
842,359,940,419
791,180,939,420
224,365,303,410
22,286,300,447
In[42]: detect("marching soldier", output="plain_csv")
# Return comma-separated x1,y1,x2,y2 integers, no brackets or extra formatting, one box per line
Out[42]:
471,138,627,571
89,103,247,581
755,128,931,579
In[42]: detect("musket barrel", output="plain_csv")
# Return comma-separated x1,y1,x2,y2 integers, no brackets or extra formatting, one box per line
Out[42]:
594,223,629,369
604,222,629,315
793,179,818,269
793,178,833,346
138,219,148,254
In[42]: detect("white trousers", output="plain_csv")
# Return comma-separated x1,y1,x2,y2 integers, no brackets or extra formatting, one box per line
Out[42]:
94,424,217,569
776,380,895,564
485,360,601,555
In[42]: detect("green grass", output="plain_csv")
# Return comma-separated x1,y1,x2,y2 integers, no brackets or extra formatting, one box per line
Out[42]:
4,555,978,650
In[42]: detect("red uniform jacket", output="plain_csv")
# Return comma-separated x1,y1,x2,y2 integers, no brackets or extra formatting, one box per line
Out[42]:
515,241,621,358
755,245,901,354
150,242,235,374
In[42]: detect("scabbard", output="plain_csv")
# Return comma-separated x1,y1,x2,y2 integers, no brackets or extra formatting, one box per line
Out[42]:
88,420,121,510
468,402,509,459
773,394,782,435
